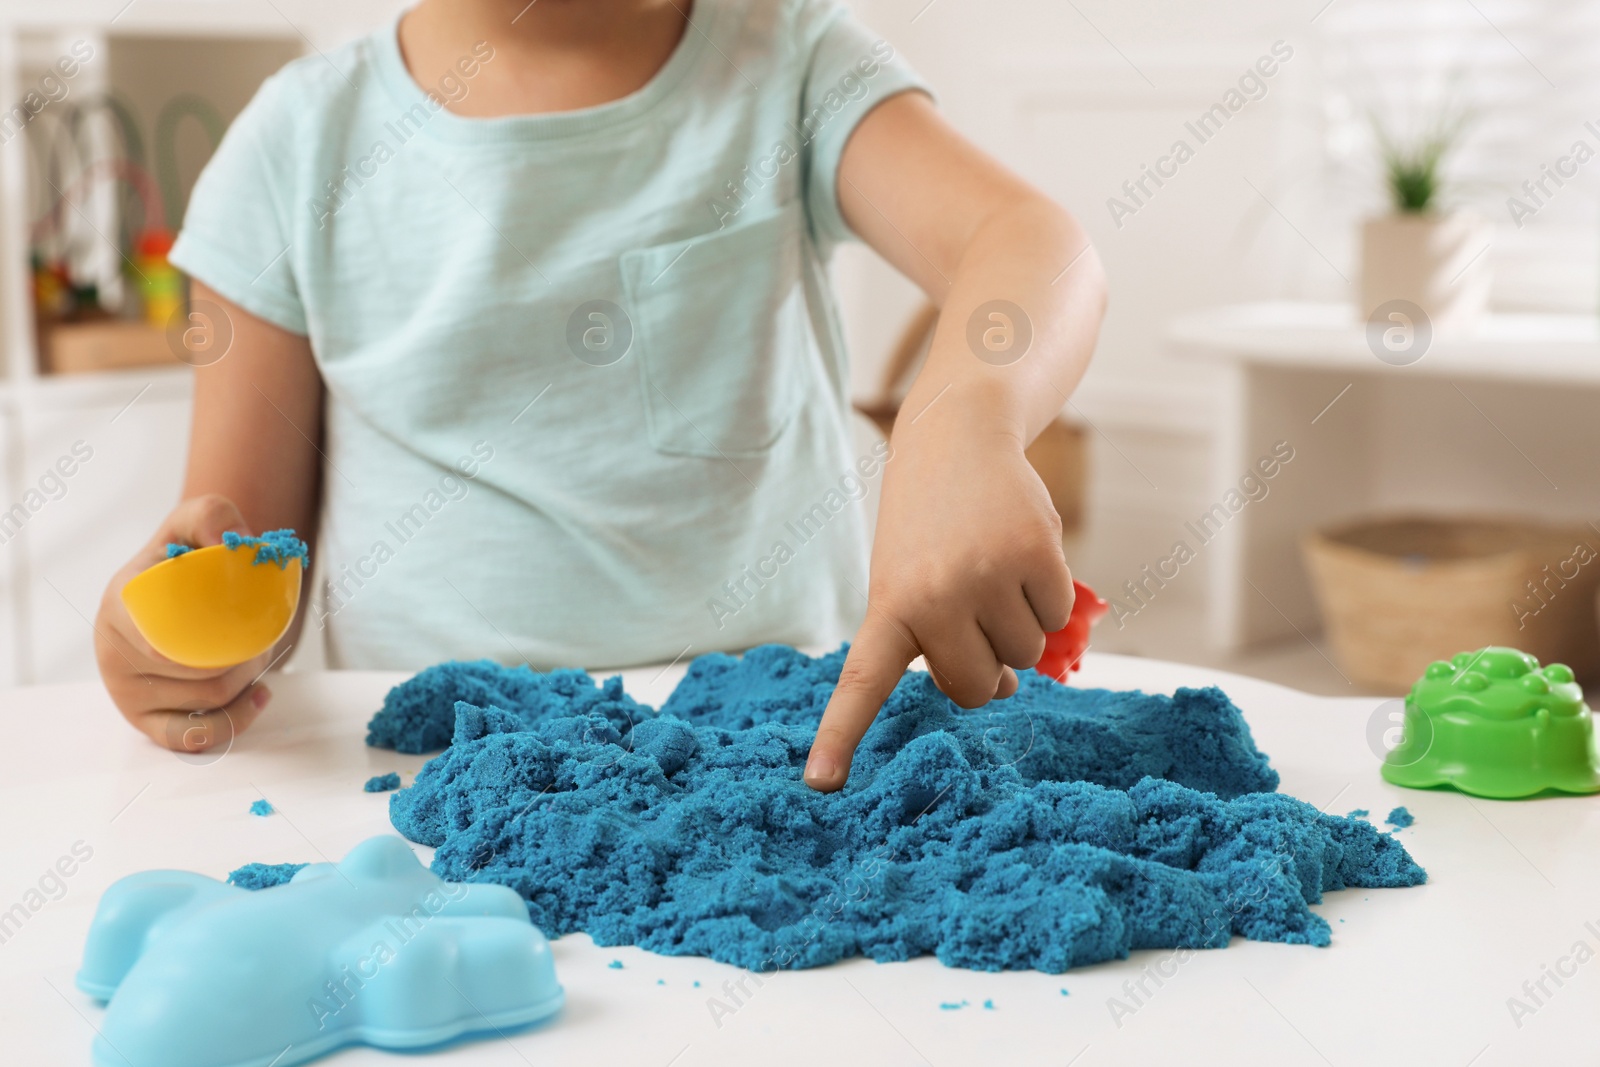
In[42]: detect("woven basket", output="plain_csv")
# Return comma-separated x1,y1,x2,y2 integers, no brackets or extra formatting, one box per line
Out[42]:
1303,515,1600,691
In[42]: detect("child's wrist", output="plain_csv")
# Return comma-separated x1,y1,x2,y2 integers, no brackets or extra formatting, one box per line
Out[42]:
892,375,1029,453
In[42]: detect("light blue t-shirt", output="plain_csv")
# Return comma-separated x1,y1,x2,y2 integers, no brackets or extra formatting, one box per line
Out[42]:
170,0,927,670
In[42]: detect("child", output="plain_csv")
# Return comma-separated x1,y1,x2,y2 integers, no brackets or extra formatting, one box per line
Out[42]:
94,0,1105,791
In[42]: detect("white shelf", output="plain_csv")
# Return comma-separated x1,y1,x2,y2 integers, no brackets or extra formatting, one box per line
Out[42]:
0,20,301,388
1170,301,1600,386
2,361,191,407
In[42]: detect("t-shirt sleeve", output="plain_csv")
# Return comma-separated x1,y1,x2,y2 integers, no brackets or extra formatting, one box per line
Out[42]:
169,71,307,335
798,0,932,248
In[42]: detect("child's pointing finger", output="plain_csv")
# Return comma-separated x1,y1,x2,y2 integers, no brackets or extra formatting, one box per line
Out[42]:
804,612,917,792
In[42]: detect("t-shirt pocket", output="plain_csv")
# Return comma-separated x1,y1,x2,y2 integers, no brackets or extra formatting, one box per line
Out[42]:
621,203,808,459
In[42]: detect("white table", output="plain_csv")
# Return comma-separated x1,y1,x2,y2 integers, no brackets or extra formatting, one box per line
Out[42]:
2,653,1596,1066
1168,301,1600,650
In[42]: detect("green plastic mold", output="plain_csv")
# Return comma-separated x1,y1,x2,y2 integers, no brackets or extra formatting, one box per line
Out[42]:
1382,647,1600,798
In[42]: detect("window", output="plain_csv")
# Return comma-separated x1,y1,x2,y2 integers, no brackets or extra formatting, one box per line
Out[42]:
1317,0,1600,311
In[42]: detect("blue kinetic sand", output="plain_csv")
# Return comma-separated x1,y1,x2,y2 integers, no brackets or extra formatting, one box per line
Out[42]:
1385,806,1414,829
165,529,308,568
223,528,309,569
249,799,274,817
367,660,648,754
77,836,562,1067
375,645,1425,974
363,773,402,793
228,862,307,890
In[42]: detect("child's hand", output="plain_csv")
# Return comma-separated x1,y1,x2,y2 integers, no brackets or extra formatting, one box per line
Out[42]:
95,495,276,753
803,402,1074,791
802,91,1103,790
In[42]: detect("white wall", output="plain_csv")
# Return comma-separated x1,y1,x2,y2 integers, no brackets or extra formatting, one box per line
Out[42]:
14,371,190,683
0,399,18,687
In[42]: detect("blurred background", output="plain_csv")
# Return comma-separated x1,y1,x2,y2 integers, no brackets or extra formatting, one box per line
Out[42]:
2,0,1597,695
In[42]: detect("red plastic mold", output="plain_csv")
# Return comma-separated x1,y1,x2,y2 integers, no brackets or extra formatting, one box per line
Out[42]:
1036,580,1108,683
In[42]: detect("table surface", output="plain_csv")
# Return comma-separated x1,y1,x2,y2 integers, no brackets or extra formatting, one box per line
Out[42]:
1168,301,1600,385
3,653,1596,1067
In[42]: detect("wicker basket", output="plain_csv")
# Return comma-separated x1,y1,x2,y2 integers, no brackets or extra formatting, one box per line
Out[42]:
1303,516,1600,691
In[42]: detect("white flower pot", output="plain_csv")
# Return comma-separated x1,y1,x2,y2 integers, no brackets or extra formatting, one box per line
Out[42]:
1359,211,1491,332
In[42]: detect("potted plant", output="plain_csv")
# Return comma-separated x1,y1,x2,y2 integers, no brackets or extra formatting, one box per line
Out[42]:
1359,106,1490,333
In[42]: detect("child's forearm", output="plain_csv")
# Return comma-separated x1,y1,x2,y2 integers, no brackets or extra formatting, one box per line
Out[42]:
183,281,324,543
895,194,1105,450
838,92,1104,448
184,282,325,657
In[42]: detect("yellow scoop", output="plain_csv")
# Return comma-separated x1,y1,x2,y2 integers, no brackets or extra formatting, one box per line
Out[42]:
121,544,302,669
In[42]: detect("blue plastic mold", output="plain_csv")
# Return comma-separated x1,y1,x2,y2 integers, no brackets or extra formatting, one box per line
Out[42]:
77,836,563,1067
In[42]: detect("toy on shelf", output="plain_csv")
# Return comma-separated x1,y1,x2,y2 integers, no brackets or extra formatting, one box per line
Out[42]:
31,254,76,321
29,96,222,373
1381,646,1600,799
30,156,183,374
133,228,181,328
77,836,563,1067
120,530,306,669
1036,580,1108,682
